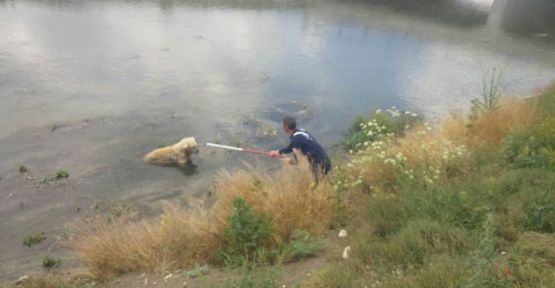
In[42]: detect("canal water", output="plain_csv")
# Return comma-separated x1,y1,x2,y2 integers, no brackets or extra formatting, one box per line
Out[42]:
1,0,554,280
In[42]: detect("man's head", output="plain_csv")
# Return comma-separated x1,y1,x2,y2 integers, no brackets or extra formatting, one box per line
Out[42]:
282,116,297,134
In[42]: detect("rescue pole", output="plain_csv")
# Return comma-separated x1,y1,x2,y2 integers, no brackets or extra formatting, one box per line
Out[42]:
206,143,274,157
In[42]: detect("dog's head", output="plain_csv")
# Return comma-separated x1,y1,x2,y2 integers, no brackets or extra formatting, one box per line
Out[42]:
176,137,199,155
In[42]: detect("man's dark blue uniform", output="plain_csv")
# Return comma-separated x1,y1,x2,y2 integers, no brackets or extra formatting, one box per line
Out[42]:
278,128,331,177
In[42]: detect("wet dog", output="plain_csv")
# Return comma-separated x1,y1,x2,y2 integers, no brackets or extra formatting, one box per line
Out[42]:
144,137,199,166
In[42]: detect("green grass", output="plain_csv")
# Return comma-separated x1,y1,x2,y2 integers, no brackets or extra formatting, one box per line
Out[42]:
310,87,555,287
214,265,281,288
36,169,70,186
23,232,46,247
42,254,62,270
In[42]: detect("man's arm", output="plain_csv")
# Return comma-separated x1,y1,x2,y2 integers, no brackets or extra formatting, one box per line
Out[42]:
269,136,301,157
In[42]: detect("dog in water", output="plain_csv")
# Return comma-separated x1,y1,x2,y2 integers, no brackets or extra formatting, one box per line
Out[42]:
144,137,199,166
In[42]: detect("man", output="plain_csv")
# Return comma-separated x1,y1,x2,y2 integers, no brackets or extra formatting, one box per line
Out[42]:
269,116,331,179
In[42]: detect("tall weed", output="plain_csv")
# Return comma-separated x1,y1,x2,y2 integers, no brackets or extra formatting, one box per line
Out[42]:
71,154,334,278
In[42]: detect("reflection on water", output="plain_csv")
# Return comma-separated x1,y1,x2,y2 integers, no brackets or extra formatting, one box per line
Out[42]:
177,162,199,176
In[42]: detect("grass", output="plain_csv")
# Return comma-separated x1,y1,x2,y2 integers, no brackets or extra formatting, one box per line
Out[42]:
36,169,70,186
64,84,555,286
23,232,46,247
0,275,95,288
307,85,555,287
42,254,62,270
215,265,281,288
70,153,334,279
1,276,68,288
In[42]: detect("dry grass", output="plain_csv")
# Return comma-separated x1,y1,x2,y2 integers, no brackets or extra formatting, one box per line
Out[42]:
70,154,334,279
212,157,334,241
347,98,537,194
345,123,470,194
441,97,537,146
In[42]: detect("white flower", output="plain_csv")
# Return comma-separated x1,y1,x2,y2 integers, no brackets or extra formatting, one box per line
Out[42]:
375,109,382,114
342,246,351,259
338,229,348,238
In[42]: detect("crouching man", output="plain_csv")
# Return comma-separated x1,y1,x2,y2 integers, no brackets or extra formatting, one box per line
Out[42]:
269,116,331,180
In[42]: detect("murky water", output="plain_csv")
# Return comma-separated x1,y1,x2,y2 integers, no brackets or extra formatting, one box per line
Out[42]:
1,0,555,280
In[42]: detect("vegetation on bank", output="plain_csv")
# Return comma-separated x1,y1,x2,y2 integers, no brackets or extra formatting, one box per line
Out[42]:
307,84,555,287
4,84,555,288
69,155,334,279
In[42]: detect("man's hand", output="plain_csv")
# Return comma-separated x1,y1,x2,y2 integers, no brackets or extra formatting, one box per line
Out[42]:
269,150,281,158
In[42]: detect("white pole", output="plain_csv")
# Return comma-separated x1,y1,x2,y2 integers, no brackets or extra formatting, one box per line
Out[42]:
206,143,244,151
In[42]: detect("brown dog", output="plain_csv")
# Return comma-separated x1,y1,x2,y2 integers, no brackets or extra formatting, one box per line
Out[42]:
144,137,199,166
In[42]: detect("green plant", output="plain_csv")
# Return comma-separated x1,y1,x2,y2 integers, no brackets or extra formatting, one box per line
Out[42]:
19,165,28,173
365,194,406,238
284,230,326,261
343,107,420,153
55,170,70,179
42,254,62,270
523,192,555,233
219,265,280,288
185,264,209,278
503,117,555,169
37,169,70,186
23,233,46,247
218,197,273,266
330,167,350,228
470,67,503,120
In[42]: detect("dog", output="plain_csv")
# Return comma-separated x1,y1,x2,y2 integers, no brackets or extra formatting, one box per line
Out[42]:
144,137,199,166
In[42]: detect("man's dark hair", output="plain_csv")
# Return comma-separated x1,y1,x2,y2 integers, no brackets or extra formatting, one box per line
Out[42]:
282,116,297,130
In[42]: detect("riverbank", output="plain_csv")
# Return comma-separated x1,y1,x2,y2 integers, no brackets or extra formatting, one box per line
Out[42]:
4,84,554,287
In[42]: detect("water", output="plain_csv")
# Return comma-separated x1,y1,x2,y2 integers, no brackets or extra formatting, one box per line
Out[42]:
1,0,554,280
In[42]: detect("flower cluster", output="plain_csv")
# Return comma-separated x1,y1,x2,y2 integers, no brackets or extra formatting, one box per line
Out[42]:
345,107,422,154
342,108,468,192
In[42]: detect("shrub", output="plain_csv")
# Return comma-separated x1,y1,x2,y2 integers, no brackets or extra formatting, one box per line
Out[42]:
504,117,555,169
55,170,70,179
411,255,471,288
42,254,61,270
365,193,407,238
283,230,326,262
19,165,29,173
23,233,46,247
71,154,334,279
343,107,421,153
523,192,555,233
217,197,273,266
468,97,537,145
345,123,468,194
37,169,70,186
469,67,503,120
